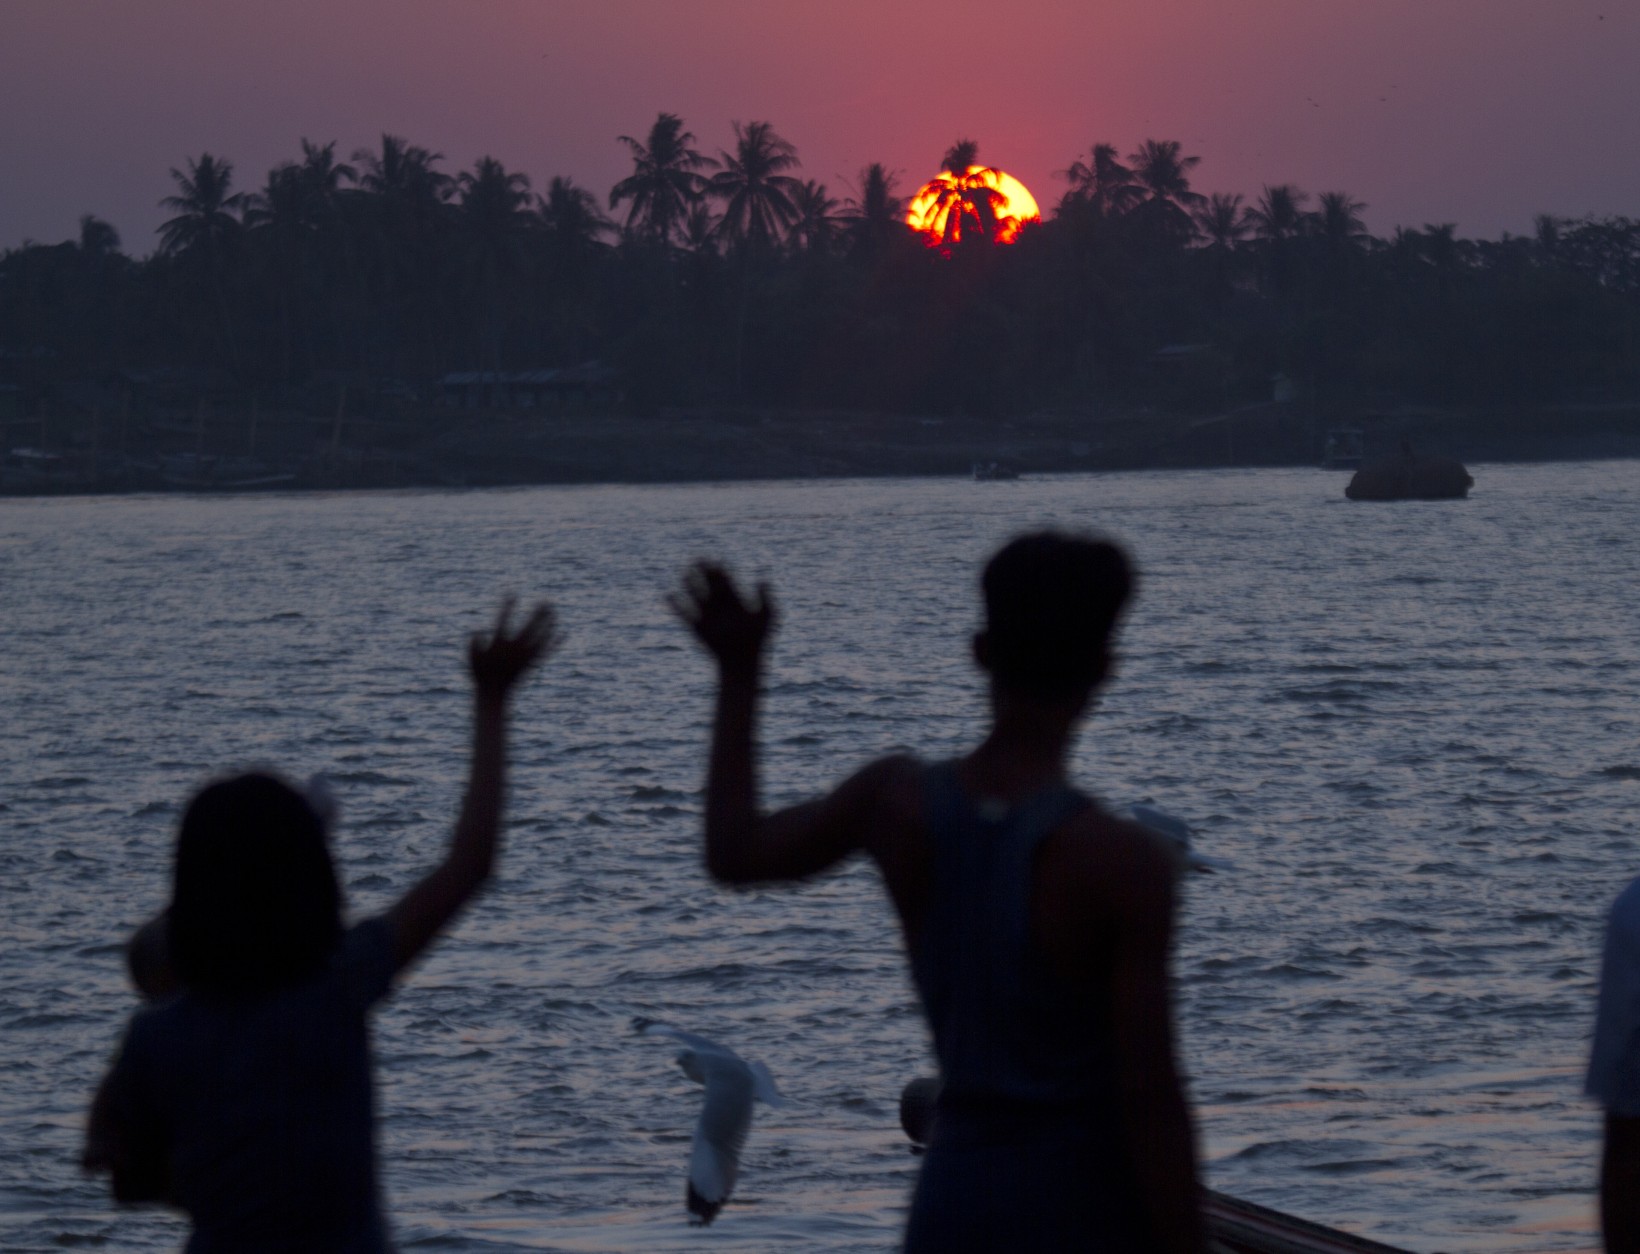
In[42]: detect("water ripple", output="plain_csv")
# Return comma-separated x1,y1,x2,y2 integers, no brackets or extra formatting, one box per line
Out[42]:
3,463,1636,1250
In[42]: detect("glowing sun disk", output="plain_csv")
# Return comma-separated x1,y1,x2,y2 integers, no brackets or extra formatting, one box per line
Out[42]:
906,165,1041,248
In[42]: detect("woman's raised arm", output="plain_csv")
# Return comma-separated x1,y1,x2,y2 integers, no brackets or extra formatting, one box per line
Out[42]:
386,600,557,971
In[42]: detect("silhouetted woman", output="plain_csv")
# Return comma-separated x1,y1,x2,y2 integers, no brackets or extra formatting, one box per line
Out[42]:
84,601,555,1251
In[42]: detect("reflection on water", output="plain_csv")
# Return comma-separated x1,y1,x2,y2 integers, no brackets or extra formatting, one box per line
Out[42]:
2,463,1636,1251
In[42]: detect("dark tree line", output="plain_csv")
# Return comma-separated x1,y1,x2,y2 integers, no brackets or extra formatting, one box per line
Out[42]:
3,119,1639,417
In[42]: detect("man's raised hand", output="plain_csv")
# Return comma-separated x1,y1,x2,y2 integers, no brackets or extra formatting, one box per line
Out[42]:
669,562,776,673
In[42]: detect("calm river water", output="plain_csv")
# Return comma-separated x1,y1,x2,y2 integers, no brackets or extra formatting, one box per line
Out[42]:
2,463,1636,1252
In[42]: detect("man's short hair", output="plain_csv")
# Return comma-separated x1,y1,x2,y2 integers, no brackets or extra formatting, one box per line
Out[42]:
981,531,1135,698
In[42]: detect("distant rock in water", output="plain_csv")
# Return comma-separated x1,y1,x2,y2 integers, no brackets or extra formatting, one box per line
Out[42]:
1345,445,1473,500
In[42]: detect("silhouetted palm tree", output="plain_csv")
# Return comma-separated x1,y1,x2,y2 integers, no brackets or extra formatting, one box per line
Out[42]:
841,163,907,256
159,153,246,259
243,144,354,380
1194,193,1247,251
534,176,612,363
1422,223,1459,258
1125,140,1204,245
916,140,1006,247
350,134,453,369
1246,184,1309,296
1192,192,1247,305
74,215,127,367
1129,141,1202,204
682,201,720,256
1534,214,1563,265
788,181,840,256
1383,225,1424,281
296,140,354,205
537,176,612,256
159,153,247,367
457,158,532,237
288,140,357,371
457,156,535,372
705,122,804,395
78,214,121,261
1314,192,1368,248
1421,223,1467,300
244,162,307,234
244,162,313,380
1059,143,1143,217
353,134,452,234
1311,191,1369,305
708,121,803,253
352,133,453,279
609,113,712,248
1246,184,1309,243
942,139,980,175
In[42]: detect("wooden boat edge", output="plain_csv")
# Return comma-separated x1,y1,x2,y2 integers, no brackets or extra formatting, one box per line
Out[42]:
1206,1189,1413,1253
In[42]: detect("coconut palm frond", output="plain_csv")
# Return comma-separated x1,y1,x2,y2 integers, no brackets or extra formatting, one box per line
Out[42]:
610,113,711,246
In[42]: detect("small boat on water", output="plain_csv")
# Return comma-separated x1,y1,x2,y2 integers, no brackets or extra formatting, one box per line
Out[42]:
160,452,297,491
1321,427,1366,470
972,460,1020,481
2,446,93,491
1345,440,1472,500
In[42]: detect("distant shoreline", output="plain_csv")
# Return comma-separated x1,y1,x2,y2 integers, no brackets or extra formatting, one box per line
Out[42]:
4,403,1639,499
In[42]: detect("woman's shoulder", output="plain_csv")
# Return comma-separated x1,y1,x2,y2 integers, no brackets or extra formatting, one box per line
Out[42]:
127,916,397,1032
331,915,397,1009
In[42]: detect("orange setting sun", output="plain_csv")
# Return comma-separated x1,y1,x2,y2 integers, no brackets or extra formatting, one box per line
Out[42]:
906,165,1041,249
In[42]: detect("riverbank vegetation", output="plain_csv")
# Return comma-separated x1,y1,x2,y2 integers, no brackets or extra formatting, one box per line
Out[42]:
3,118,1638,426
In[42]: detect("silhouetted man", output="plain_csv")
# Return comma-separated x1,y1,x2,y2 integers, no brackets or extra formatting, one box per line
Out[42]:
672,532,1204,1253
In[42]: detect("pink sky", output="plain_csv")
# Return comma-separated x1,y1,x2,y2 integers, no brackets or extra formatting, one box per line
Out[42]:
3,0,1637,252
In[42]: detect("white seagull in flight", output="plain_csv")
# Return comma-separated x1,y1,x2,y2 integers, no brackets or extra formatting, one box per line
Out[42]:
1115,802,1232,873
635,1018,784,1225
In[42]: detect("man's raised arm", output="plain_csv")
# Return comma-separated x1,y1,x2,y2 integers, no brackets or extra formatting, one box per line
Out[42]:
671,562,872,885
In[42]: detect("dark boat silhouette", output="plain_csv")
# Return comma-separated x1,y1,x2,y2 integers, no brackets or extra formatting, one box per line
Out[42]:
1345,441,1472,500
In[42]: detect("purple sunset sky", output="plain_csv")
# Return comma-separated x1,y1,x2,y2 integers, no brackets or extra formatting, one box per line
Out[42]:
3,0,1637,253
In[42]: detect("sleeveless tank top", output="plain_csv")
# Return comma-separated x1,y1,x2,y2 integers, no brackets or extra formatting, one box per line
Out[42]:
908,760,1122,1113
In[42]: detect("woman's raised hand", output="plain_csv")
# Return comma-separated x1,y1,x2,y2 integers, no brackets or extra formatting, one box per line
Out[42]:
468,599,558,698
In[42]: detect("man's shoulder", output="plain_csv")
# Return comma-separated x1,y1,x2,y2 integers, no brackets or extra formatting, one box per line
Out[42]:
1589,874,1640,1112
1064,804,1180,876
1046,803,1179,917
1033,803,1178,952
1615,874,1640,916
1609,875,1640,942
846,752,926,807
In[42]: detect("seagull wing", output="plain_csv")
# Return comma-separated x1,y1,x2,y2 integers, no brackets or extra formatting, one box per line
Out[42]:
1125,803,1193,847
747,1059,784,1107
1118,803,1233,873
634,1018,739,1059
685,1051,756,1225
